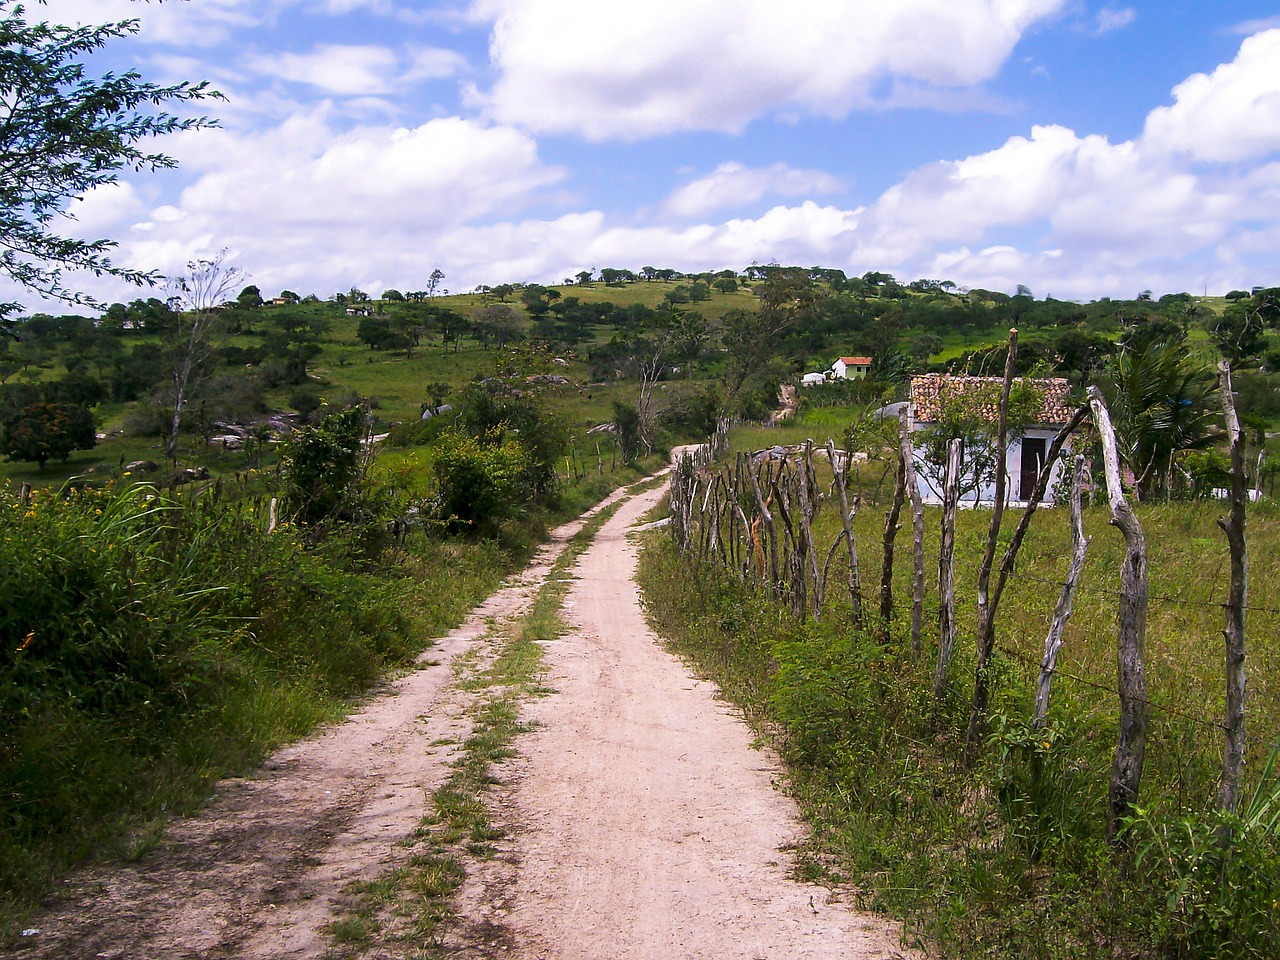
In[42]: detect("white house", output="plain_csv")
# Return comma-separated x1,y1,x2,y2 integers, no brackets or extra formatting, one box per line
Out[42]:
907,374,1074,506
832,356,872,380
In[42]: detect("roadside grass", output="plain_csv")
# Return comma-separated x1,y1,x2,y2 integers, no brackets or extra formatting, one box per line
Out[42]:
637,462,1280,958
323,495,627,957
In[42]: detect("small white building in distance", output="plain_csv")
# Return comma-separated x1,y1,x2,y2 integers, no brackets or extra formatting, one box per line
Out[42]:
832,356,872,380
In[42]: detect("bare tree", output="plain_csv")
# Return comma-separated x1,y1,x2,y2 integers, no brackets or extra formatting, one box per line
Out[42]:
164,251,243,460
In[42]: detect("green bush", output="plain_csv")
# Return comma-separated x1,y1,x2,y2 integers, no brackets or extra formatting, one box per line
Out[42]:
280,405,369,524
430,429,530,533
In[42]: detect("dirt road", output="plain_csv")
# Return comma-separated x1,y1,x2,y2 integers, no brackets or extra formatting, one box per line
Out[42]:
10,478,918,960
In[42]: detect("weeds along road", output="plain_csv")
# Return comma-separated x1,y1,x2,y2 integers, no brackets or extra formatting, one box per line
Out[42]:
10,474,919,960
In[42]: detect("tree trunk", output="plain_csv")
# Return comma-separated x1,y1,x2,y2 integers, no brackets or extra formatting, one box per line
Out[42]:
898,417,926,657
964,330,1017,760
1216,361,1248,815
933,438,962,704
1034,456,1091,729
1088,386,1150,845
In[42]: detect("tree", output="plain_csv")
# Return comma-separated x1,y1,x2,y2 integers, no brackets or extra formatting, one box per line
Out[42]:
0,3,218,325
381,288,405,302
280,405,371,524
1106,339,1218,499
163,252,242,460
236,284,262,309
1,401,95,469
471,304,525,350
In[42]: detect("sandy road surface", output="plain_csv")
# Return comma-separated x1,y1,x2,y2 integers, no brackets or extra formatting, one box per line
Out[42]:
9,475,919,960
481,479,917,960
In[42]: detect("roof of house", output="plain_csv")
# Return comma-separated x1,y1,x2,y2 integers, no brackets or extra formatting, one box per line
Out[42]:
910,374,1074,426
837,356,872,365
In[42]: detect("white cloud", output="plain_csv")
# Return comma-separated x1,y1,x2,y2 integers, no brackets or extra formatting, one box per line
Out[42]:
1095,7,1136,34
246,45,402,96
662,163,842,218
469,0,1069,139
38,0,261,46
1143,29,1280,163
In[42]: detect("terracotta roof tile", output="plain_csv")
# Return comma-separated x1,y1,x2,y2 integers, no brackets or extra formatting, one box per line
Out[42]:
910,374,1073,426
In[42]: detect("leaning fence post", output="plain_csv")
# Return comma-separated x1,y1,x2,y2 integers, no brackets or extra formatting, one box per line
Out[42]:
1216,361,1248,816
826,439,863,622
1088,385,1150,845
1034,456,1091,730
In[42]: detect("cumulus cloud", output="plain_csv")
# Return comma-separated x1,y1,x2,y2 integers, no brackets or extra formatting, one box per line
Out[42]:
662,163,842,218
246,45,403,96
1143,29,1280,163
469,0,1068,138
39,0,261,46
50,113,567,299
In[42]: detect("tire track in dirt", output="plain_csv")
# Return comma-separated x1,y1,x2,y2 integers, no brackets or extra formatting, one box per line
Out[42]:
456,479,921,960
8,485,635,960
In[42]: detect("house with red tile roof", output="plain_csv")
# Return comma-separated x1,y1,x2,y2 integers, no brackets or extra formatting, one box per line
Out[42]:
831,356,872,380
907,374,1076,505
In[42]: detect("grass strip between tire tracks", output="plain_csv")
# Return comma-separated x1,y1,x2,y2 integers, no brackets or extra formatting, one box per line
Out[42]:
322,492,631,958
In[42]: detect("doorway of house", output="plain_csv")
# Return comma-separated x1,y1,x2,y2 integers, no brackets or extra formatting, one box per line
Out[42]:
1020,436,1046,500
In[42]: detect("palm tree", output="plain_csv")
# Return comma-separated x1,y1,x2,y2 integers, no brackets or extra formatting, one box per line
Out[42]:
1105,339,1218,499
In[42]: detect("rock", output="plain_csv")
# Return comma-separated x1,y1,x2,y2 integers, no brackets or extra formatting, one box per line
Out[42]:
171,466,210,485
124,460,159,474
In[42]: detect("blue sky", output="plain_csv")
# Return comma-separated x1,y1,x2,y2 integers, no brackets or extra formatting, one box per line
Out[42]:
12,0,1280,309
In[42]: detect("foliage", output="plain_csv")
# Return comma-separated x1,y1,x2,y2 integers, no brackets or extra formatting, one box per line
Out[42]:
0,479,516,909
453,373,568,498
1105,339,1219,499
0,2,218,321
280,405,371,525
1,400,95,468
614,400,641,463
429,428,530,533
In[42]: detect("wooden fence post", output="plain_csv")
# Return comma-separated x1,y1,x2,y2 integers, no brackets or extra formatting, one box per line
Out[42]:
1088,385,1150,845
1217,361,1248,815
1033,456,1091,729
898,417,926,657
879,447,906,637
933,438,962,703
964,330,1017,762
964,403,1090,759
826,439,864,622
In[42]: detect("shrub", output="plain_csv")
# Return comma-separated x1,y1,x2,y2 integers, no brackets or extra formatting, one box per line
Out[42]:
280,405,370,524
430,429,530,533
